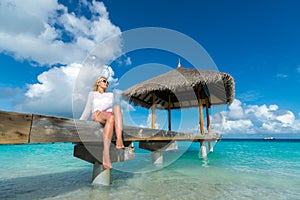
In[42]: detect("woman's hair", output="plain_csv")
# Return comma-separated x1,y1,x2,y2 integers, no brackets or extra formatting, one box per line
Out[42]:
93,76,107,91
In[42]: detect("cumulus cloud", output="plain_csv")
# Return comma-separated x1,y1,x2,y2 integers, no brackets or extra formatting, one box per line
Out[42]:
0,0,123,117
19,62,121,117
227,99,244,119
18,63,82,116
0,0,121,66
211,99,300,134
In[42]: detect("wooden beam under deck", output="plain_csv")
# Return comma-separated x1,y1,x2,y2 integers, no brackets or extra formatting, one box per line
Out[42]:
0,110,220,145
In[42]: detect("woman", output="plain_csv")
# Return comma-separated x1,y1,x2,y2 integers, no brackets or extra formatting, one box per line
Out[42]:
80,76,124,169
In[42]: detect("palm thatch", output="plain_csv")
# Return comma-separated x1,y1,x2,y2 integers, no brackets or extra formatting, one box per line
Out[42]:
122,67,235,110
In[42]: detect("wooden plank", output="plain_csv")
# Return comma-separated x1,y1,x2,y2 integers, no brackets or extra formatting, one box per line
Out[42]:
0,111,220,144
122,126,220,141
30,114,104,143
0,110,32,144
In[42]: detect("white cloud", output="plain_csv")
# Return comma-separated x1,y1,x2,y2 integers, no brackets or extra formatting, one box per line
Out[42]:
125,57,132,65
0,0,121,66
18,63,81,116
1,1,123,117
238,90,262,102
20,63,122,117
223,119,255,134
147,112,160,129
275,111,295,125
245,104,278,121
116,56,132,66
227,99,244,119
211,99,300,134
133,109,167,129
276,73,288,78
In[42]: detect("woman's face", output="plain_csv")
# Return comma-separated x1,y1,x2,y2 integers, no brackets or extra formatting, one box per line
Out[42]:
97,78,109,89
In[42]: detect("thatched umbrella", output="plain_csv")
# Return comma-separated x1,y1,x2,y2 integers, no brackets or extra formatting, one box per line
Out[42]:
122,62,235,134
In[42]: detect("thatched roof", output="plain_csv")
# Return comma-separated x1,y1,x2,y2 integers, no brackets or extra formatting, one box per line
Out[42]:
122,67,235,110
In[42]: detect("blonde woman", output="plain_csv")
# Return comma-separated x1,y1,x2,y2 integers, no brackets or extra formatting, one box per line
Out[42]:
80,76,124,169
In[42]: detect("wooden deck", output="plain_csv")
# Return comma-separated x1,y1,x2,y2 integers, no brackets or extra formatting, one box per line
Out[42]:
0,110,220,145
0,110,220,185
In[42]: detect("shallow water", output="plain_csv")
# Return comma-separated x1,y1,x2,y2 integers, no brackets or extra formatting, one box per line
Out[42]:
0,140,299,200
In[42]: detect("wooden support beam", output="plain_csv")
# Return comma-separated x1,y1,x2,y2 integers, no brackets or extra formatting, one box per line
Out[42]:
197,87,205,134
139,140,178,165
168,94,171,131
200,141,207,158
73,143,134,164
208,141,214,152
92,162,110,186
205,97,211,133
152,93,156,129
152,151,163,165
139,141,178,151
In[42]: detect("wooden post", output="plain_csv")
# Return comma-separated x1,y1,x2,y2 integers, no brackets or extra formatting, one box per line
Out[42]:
152,93,156,129
168,94,171,131
92,162,111,186
205,97,211,133
198,87,205,134
152,151,163,165
200,141,207,158
208,141,214,152
139,140,178,165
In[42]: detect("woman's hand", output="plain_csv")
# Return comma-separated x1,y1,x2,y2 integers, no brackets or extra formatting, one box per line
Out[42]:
91,110,101,121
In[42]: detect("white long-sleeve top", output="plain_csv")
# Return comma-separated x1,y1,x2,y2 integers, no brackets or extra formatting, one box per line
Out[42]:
80,91,114,120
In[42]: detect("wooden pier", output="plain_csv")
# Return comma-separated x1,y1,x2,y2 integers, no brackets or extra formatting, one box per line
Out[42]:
0,110,220,185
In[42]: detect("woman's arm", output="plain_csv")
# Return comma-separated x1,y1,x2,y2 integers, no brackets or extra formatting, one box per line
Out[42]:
80,92,93,120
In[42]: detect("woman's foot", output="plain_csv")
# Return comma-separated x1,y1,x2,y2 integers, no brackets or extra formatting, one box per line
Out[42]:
103,163,112,169
102,153,112,169
116,139,125,149
116,145,125,149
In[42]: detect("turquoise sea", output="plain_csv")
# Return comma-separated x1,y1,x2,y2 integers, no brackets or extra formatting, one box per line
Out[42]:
0,139,299,200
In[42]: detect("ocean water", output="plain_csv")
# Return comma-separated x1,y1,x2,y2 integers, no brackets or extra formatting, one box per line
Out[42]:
0,140,299,200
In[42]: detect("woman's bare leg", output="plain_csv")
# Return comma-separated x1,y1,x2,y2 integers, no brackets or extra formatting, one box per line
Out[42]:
93,111,114,169
102,114,114,169
113,105,124,148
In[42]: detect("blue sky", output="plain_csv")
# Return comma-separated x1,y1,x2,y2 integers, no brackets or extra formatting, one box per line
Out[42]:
0,0,300,137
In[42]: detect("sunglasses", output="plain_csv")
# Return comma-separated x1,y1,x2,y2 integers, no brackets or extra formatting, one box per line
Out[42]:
99,79,109,84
